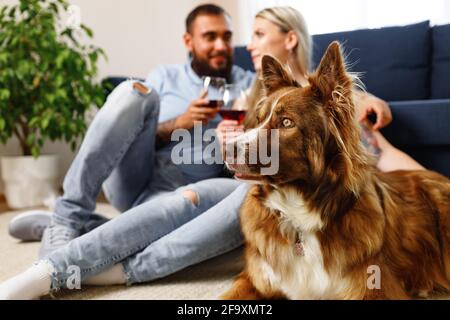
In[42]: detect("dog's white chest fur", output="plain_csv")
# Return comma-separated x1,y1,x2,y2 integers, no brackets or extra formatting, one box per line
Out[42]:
261,189,349,299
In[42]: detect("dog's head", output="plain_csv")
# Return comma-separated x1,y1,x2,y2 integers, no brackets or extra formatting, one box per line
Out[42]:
227,41,368,192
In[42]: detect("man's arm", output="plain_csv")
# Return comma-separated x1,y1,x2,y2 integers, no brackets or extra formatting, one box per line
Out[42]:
155,118,178,149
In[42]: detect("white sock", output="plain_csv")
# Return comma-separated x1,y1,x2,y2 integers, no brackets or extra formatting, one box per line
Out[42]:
82,263,126,286
0,260,54,300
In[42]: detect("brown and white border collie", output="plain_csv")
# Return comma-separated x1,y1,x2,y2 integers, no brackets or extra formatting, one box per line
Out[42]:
222,42,450,300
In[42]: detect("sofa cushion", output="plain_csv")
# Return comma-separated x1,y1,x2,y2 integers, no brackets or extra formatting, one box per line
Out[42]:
401,146,450,178
381,99,450,146
381,99,450,178
234,47,255,72
431,23,450,99
312,21,431,102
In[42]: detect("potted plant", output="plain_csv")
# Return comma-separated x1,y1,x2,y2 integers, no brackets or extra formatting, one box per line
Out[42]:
0,0,108,208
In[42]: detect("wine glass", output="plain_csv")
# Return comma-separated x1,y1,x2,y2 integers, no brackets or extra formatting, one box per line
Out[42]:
202,76,226,108
219,84,248,124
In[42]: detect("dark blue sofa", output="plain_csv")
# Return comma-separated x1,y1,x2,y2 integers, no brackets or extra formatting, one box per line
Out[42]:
234,21,450,178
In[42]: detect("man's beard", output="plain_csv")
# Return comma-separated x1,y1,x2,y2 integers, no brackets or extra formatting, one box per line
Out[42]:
191,51,233,83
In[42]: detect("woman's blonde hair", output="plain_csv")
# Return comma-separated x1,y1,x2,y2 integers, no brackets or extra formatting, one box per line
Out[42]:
256,6,312,75
244,6,312,129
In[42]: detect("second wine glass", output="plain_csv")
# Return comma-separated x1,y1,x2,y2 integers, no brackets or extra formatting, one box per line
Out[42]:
219,84,248,124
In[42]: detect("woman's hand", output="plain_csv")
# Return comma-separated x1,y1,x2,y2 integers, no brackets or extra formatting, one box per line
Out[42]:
216,120,245,159
216,120,245,144
356,92,392,130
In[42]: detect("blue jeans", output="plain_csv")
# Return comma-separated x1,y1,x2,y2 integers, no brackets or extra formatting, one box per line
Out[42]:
47,80,248,287
53,80,187,231
48,181,249,287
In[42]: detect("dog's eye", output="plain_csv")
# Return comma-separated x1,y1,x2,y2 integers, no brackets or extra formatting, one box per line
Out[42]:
282,118,294,128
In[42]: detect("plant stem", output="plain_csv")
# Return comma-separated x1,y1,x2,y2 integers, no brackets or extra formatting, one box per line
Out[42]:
13,126,31,156
15,118,32,156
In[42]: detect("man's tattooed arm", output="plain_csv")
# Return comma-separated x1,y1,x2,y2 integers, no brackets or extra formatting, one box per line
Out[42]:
155,118,178,149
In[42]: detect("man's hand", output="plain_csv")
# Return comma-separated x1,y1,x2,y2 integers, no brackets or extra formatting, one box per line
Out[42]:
356,92,392,130
175,90,220,129
156,90,221,148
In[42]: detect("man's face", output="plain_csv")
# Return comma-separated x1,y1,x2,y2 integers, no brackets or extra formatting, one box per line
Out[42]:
184,14,234,79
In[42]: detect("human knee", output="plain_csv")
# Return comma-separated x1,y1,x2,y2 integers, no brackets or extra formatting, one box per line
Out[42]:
181,190,199,206
108,81,159,111
142,88,160,119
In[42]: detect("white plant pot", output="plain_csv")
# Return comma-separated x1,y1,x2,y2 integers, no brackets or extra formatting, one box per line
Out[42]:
1,154,60,209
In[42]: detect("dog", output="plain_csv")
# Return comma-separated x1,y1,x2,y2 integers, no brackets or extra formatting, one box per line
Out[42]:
222,41,450,299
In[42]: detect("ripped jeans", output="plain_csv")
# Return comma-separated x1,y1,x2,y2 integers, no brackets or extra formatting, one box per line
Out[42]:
46,80,248,288
48,179,247,287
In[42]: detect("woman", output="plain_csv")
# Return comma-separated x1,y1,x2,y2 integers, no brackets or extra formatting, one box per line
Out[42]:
0,6,423,300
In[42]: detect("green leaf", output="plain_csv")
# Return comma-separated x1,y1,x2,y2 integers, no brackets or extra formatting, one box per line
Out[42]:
88,51,98,64
55,88,67,99
19,2,28,13
8,7,16,18
0,52,8,63
93,96,104,107
49,3,59,14
31,145,40,158
80,24,93,38
54,74,64,87
26,133,36,146
29,116,40,127
45,94,55,104
42,116,50,129
0,89,10,100
1,6,8,17
55,49,70,68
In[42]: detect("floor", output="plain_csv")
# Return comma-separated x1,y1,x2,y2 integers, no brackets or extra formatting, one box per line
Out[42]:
0,198,243,300
1,198,449,300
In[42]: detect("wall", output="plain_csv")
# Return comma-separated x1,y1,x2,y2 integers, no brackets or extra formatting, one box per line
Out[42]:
0,0,246,195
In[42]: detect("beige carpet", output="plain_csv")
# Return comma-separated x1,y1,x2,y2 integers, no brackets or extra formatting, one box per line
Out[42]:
1,201,449,300
0,201,243,300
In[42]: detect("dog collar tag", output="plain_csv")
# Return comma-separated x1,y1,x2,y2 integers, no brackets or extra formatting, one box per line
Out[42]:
295,232,305,256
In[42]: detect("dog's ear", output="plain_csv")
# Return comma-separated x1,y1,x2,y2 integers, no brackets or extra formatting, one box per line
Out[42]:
309,41,352,101
261,55,300,96
310,42,366,195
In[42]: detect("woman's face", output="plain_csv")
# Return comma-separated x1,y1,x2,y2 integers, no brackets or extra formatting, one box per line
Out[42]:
247,17,290,72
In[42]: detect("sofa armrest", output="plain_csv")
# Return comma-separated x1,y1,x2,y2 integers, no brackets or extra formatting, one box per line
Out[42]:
381,99,450,146
102,76,145,96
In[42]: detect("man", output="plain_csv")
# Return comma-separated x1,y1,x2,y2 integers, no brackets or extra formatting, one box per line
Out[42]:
9,4,254,259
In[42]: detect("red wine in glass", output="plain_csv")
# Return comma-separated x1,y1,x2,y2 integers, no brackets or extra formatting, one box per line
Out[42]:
202,76,226,109
205,100,224,108
219,109,247,124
